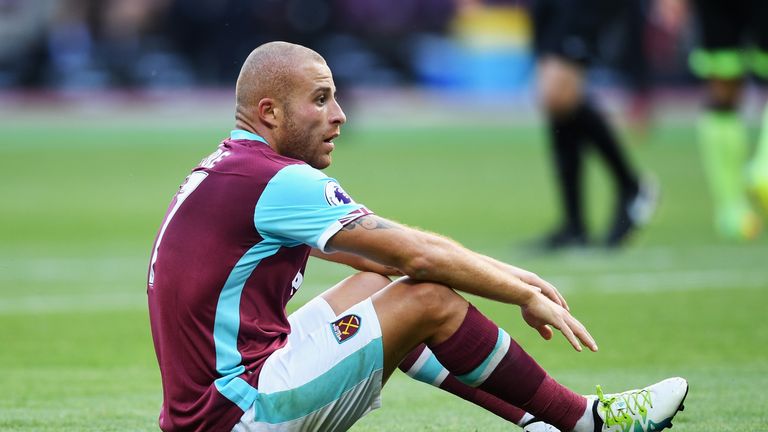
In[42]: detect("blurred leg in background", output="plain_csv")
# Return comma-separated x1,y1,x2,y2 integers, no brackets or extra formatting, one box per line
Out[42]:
531,0,657,250
751,101,768,216
746,2,768,222
688,0,768,239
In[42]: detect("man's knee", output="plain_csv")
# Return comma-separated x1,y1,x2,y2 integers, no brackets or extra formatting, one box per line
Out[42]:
330,271,391,295
538,57,584,116
354,271,392,288
372,279,469,372
406,280,468,326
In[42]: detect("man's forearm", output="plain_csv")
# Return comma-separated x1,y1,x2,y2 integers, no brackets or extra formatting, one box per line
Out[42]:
326,216,540,306
401,232,540,306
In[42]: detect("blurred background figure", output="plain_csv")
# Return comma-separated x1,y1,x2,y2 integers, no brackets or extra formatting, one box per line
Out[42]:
0,0,57,87
527,0,658,251
657,0,768,240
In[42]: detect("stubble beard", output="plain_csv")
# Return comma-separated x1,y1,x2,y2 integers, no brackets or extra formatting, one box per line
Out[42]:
281,112,328,169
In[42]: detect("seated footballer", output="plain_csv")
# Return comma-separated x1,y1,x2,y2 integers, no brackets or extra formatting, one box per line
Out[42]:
147,41,688,432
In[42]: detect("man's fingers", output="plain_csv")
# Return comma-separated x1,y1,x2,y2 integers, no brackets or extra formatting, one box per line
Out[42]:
522,297,593,351
532,277,569,311
537,324,553,340
553,314,598,353
556,289,569,311
544,280,569,311
511,267,566,310
544,289,562,307
557,320,583,352
550,288,568,311
531,281,562,307
567,315,598,352
548,289,568,311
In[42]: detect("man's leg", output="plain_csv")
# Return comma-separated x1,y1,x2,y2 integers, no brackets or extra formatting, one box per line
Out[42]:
240,294,384,431
537,55,653,249
537,56,589,249
747,0,768,216
689,0,764,239
360,278,588,431
400,343,533,426
749,101,768,215
318,272,530,426
323,274,687,432
697,78,761,239
576,98,658,248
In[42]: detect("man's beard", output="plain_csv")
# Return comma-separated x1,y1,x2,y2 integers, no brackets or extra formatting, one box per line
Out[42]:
281,114,325,168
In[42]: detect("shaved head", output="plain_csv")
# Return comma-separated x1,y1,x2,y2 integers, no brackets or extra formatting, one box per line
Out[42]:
235,41,326,115
233,41,346,169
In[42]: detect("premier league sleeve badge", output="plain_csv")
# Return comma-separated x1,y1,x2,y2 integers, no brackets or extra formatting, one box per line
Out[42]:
324,181,355,206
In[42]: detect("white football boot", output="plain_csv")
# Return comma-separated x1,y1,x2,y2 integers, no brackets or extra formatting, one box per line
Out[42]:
522,377,687,432
589,377,688,432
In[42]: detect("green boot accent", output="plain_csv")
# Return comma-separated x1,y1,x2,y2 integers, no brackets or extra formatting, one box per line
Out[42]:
697,111,761,239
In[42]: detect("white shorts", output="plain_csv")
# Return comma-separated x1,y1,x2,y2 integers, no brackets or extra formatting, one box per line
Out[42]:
232,297,384,432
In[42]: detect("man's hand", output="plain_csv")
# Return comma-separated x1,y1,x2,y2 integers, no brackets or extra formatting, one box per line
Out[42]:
506,264,569,311
478,254,569,310
520,293,597,352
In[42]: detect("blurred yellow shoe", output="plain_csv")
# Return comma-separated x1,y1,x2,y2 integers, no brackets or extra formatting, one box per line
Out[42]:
715,205,762,240
748,165,768,216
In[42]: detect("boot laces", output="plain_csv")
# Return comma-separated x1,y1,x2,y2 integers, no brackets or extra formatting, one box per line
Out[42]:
596,385,653,426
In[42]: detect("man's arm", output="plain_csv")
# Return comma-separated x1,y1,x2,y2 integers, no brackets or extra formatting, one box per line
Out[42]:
310,248,402,276
326,215,597,352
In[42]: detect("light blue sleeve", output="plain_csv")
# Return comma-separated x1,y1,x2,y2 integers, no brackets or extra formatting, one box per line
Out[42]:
255,164,372,251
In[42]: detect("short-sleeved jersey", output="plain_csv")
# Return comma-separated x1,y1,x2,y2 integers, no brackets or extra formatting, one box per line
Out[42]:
147,130,372,432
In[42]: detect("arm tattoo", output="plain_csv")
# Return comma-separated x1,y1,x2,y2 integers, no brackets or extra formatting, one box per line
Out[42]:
342,216,396,231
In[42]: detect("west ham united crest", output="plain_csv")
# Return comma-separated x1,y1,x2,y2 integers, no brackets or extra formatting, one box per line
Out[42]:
331,314,361,343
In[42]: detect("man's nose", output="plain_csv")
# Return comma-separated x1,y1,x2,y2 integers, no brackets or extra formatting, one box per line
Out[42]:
331,100,346,125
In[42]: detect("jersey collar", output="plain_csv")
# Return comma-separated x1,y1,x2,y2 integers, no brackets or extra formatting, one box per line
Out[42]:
230,129,269,145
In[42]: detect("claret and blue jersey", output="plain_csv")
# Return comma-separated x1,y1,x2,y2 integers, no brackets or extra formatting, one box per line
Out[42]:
147,130,372,431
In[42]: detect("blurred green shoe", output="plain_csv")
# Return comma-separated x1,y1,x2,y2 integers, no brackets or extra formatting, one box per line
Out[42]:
748,162,768,217
715,204,761,240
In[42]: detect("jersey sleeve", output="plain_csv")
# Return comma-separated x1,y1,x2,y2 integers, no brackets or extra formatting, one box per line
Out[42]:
255,164,373,252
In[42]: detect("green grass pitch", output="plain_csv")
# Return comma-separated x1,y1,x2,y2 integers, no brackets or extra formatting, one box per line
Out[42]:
1,109,766,431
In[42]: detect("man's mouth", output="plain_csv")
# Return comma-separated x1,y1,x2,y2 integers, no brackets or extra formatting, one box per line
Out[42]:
323,132,339,144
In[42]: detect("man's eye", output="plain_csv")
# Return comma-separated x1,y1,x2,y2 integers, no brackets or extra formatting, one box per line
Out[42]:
317,95,326,104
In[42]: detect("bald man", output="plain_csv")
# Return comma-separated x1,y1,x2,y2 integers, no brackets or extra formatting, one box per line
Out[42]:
147,41,688,432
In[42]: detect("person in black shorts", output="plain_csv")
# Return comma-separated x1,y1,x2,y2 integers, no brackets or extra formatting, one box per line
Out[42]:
531,0,658,250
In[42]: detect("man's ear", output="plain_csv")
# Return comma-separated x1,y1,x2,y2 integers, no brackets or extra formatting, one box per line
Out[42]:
258,98,280,128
